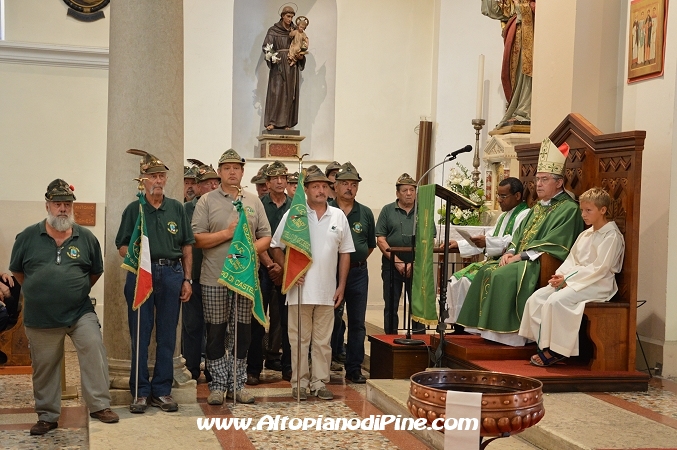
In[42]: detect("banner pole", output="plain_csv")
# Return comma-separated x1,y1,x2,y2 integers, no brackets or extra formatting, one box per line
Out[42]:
233,292,238,407
135,307,140,403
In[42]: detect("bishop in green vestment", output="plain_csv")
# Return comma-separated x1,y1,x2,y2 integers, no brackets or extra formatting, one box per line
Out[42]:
456,138,585,346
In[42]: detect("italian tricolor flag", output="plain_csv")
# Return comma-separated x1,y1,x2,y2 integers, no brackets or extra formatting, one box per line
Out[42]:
121,191,153,310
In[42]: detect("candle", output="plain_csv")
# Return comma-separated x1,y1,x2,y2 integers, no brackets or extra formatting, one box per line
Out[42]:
475,54,485,119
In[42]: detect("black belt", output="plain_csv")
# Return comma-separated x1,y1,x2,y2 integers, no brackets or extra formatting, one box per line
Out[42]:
350,261,367,269
152,258,180,266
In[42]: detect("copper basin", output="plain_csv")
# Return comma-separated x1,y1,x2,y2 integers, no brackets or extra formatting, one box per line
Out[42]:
408,370,544,436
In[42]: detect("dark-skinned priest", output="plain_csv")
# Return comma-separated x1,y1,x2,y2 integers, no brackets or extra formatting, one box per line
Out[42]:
456,138,584,346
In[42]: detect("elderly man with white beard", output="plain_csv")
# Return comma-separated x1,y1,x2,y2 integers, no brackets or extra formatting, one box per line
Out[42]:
10,179,118,435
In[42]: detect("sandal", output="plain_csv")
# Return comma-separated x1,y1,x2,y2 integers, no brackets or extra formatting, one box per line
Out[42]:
530,348,566,367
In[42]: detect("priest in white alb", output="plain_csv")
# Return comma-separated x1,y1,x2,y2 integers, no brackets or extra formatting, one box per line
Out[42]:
445,177,530,323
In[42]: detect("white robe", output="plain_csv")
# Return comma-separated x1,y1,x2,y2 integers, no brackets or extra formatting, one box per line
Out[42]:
445,205,531,323
518,221,625,357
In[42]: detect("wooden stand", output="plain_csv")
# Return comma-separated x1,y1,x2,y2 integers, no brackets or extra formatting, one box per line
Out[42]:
368,334,430,379
0,308,31,368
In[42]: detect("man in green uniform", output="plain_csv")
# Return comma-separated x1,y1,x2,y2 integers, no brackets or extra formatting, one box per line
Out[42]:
248,160,292,384
11,179,118,435
375,173,426,334
116,150,195,413
329,162,376,383
184,165,198,202
286,171,299,198
251,164,269,198
457,138,585,346
182,160,220,380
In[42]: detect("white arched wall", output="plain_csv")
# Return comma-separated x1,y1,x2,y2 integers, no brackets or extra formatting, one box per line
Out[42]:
430,0,508,187
231,0,337,160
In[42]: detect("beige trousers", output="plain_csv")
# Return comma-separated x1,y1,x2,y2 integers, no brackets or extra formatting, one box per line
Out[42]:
25,312,111,422
288,304,334,392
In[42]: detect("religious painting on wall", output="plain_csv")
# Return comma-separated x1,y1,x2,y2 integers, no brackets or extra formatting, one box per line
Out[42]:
627,0,668,83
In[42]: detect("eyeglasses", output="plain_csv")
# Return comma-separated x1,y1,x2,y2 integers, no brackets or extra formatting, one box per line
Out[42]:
535,176,554,184
497,194,514,200
56,247,63,265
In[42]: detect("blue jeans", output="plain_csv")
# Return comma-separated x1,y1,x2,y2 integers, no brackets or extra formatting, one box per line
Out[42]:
125,263,183,398
181,282,204,380
330,304,346,359
248,267,276,376
382,268,426,335
343,265,369,376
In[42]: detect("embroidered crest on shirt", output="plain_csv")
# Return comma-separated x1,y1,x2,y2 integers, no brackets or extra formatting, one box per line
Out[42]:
167,221,179,235
67,246,80,259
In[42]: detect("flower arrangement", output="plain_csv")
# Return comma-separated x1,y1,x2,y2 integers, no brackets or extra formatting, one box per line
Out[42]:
264,44,281,64
437,163,488,226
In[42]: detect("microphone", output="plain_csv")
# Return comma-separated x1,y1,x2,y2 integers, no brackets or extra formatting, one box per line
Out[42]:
445,145,473,160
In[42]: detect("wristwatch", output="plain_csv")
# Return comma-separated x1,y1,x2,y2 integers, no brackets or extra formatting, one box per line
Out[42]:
183,278,193,285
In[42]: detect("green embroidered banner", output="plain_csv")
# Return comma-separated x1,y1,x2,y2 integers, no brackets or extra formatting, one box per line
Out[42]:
280,170,313,295
218,200,267,327
411,184,438,325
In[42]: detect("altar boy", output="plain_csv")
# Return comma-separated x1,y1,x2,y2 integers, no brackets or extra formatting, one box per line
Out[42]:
519,188,625,366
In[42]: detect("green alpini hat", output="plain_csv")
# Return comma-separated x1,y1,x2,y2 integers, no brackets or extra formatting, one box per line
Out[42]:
45,179,76,201
218,148,245,165
334,161,362,182
127,149,169,174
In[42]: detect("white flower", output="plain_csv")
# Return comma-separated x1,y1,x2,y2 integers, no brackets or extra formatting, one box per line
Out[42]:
264,44,274,52
454,208,463,219
265,52,272,61
271,53,280,63
461,179,472,187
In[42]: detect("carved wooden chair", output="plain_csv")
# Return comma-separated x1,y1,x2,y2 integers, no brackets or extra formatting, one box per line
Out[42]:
515,114,645,372
0,297,31,367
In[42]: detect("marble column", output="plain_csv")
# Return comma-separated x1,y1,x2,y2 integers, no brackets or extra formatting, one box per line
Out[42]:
530,0,623,139
104,0,194,405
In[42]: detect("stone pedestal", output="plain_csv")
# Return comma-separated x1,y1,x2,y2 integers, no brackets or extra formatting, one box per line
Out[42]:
482,133,530,211
257,132,305,158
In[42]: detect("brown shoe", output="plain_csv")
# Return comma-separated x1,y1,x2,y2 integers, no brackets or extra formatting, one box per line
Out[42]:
89,408,120,423
129,396,148,414
246,374,260,386
30,420,58,435
150,395,178,412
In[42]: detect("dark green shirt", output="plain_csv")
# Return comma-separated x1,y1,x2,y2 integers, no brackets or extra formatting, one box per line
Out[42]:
185,197,202,280
10,221,102,328
116,195,195,260
261,192,292,236
375,200,417,269
329,200,376,263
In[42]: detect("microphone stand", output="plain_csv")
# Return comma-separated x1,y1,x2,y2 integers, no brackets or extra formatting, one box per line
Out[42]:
393,153,463,347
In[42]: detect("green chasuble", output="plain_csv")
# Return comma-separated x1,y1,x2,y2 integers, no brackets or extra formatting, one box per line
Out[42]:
456,192,584,333
452,201,529,282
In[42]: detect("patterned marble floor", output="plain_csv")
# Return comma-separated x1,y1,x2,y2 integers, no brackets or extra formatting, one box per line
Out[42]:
2,346,677,449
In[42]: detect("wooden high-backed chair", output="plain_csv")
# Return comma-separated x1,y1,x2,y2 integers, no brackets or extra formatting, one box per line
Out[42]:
515,114,645,372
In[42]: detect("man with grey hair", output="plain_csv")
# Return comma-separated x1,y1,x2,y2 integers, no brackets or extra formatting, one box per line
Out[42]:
457,139,584,346
11,179,118,435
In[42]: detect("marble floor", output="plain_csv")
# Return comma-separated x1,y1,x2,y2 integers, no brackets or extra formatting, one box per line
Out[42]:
2,307,677,449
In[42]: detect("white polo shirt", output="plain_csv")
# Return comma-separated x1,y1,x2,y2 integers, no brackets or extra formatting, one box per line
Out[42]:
271,203,355,306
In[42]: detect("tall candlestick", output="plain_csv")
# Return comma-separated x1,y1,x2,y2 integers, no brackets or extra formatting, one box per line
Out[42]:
475,54,485,119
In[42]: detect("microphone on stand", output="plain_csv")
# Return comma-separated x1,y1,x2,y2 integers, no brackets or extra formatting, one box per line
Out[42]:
397,144,473,346
445,145,473,160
